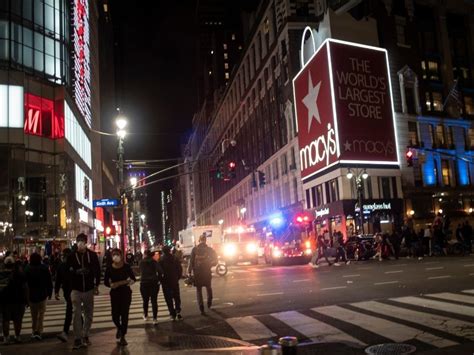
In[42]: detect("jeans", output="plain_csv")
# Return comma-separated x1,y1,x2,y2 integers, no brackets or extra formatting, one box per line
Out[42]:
111,287,132,336
71,289,94,340
140,283,159,319
30,300,46,334
335,246,347,262
196,285,212,311
313,246,331,265
63,290,73,334
163,283,181,317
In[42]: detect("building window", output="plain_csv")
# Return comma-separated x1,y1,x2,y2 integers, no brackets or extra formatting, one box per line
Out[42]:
408,122,419,146
316,184,323,206
391,177,398,199
305,189,311,209
379,177,391,199
466,128,474,149
441,160,451,186
465,97,474,115
224,63,229,69
231,33,236,41
225,72,229,79
446,126,454,148
310,187,317,208
425,91,443,112
395,16,408,47
364,177,373,199
281,153,288,175
223,43,227,50
224,53,228,60
273,160,279,180
329,179,339,202
435,124,445,147
421,60,440,81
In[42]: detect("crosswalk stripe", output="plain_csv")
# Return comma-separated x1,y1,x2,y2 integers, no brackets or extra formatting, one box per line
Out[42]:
271,310,365,347
314,305,457,348
351,301,474,341
392,297,474,317
426,292,474,305
462,289,474,294
227,316,276,341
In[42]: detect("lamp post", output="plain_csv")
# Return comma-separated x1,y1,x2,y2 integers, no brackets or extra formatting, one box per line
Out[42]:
129,177,137,254
116,116,128,253
346,168,369,235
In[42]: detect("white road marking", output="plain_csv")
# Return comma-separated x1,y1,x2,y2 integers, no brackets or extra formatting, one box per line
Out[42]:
226,316,277,341
463,264,474,267
315,306,456,348
389,263,408,267
424,261,440,265
426,267,444,271
374,281,399,286
356,267,372,270
293,279,310,283
257,292,284,297
392,296,474,317
343,274,360,278
425,292,474,305
247,283,264,286
385,270,403,274
427,275,451,280
320,286,347,291
463,289,474,294
470,273,474,276
352,300,474,340
271,310,365,347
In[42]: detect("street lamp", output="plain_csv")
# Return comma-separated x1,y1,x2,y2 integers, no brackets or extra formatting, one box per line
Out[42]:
218,219,224,225
346,168,369,235
129,177,138,254
116,116,128,253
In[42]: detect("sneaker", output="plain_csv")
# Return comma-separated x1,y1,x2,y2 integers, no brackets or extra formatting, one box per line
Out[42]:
143,315,148,321
345,260,351,265
199,305,205,315
311,264,319,269
72,339,84,350
83,337,91,346
170,315,176,321
116,329,122,343
207,301,212,309
57,332,68,343
176,313,183,321
334,262,341,266
418,257,423,260
153,318,158,325
119,336,128,346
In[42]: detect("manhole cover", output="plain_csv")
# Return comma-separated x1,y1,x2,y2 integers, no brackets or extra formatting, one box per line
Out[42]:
155,335,250,350
365,343,416,355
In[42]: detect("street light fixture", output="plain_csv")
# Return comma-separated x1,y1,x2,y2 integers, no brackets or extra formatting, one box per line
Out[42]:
140,214,146,221
116,115,128,253
218,219,224,225
130,177,138,187
240,207,247,214
346,168,369,235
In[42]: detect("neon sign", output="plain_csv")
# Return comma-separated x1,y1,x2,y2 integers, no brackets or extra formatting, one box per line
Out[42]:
24,93,64,139
73,0,92,127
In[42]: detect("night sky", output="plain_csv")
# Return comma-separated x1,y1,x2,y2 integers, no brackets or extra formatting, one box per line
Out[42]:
110,1,197,233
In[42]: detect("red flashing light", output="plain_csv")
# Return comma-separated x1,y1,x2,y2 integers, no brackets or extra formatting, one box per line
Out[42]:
296,216,304,223
229,161,236,168
406,150,413,158
105,226,112,235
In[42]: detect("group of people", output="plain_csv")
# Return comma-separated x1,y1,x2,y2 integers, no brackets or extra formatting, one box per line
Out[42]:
0,231,217,350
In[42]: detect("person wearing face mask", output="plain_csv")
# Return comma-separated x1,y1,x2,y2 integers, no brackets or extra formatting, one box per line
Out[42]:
104,249,136,346
67,233,101,350
54,248,72,342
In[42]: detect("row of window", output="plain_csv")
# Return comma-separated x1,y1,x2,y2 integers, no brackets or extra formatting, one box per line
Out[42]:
65,102,91,169
408,121,474,149
423,88,474,115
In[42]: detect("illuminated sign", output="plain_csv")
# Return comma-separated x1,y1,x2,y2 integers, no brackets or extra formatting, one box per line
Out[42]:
93,199,120,208
362,202,391,211
78,208,88,223
0,85,23,128
315,207,330,218
293,38,399,181
73,0,92,127
94,219,104,232
24,94,64,139
75,164,92,209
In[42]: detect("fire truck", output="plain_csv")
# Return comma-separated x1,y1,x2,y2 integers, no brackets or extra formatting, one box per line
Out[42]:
220,225,259,265
263,212,313,266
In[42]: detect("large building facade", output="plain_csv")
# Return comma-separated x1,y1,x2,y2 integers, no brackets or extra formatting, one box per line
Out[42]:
182,0,474,240
0,0,102,252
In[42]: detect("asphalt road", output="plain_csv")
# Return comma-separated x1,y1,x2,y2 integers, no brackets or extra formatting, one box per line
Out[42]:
8,255,474,354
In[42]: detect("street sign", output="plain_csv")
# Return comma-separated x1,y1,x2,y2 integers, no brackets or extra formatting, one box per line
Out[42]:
93,198,120,208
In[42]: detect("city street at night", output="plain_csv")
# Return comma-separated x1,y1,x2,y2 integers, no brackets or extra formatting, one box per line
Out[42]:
3,256,474,354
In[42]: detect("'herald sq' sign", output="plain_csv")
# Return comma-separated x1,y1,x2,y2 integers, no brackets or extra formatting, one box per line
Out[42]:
293,38,399,181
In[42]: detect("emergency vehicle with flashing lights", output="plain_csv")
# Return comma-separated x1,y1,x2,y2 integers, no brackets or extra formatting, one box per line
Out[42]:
220,225,259,265
263,212,313,266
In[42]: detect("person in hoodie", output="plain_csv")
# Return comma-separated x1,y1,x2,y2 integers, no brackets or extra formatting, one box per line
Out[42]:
54,248,72,342
1,256,28,344
139,250,163,325
25,252,53,341
159,246,183,321
67,233,101,350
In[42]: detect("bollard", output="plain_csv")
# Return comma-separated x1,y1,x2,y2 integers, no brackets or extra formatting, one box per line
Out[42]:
279,336,298,355
260,340,281,355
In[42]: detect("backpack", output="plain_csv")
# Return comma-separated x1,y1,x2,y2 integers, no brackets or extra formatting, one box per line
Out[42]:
194,246,217,269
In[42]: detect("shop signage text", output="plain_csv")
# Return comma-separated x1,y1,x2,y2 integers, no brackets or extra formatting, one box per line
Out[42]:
315,207,330,218
93,198,120,208
362,202,392,211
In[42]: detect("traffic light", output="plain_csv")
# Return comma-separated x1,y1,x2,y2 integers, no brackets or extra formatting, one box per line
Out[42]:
104,225,116,236
258,170,266,187
228,161,236,179
216,160,225,179
406,149,414,167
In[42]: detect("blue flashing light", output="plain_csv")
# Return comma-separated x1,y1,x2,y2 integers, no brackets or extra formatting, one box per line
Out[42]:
457,160,469,186
270,217,284,228
423,154,436,186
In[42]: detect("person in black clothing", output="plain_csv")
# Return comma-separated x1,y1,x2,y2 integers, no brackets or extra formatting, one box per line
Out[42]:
160,246,183,321
334,231,350,265
125,250,135,266
104,249,136,346
54,248,73,342
139,250,163,324
188,235,218,315
310,234,332,268
67,233,101,350
25,253,53,341
463,221,473,254
1,256,28,344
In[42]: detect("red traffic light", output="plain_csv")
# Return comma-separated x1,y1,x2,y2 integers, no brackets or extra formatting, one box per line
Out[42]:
229,161,236,168
406,150,413,158
296,215,304,223
105,226,112,235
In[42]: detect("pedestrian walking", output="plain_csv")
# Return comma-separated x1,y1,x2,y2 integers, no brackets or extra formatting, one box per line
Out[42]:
25,253,53,341
139,250,162,324
188,234,218,315
334,231,350,266
160,245,183,321
423,227,432,256
125,250,135,266
104,249,136,346
373,233,383,261
67,233,101,350
54,248,73,342
310,234,332,268
462,221,473,254
0,256,28,344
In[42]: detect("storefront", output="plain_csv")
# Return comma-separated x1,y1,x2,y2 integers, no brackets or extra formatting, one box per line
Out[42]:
313,198,404,237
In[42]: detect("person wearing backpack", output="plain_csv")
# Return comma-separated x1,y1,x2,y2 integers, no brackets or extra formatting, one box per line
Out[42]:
188,234,217,315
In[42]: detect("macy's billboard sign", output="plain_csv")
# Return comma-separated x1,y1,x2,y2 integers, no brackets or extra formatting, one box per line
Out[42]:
293,36,399,181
